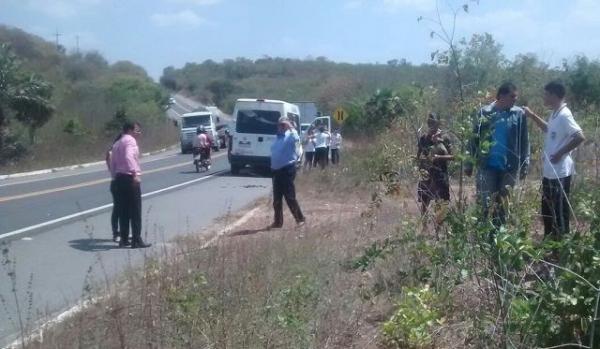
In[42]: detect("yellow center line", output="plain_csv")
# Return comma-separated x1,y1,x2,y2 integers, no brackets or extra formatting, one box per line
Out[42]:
0,152,226,203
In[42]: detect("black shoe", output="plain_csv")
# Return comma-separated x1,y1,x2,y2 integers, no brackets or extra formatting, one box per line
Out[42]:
118,240,131,248
131,240,152,249
268,223,283,229
112,234,120,243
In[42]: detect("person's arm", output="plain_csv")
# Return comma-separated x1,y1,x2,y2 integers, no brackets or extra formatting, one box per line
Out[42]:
434,135,454,162
124,139,141,181
522,106,548,132
105,150,112,172
550,131,585,164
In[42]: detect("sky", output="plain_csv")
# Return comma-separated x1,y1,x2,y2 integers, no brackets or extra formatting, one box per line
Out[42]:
1,0,599,80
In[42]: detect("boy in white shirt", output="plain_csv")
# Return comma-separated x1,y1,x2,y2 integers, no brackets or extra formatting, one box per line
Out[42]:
330,129,342,165
524,81,585,238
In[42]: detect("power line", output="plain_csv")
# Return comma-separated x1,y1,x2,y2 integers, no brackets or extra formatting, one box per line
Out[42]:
54,28,62,50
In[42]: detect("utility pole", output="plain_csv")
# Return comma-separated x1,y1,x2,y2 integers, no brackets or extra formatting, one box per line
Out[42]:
75,35,80,54
54,29,62,50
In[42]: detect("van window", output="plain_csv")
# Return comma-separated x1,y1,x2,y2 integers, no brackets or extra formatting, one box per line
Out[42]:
182,115,211,128
236,109,281,134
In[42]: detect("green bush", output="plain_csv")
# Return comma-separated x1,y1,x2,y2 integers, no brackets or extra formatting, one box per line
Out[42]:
382,285,443,348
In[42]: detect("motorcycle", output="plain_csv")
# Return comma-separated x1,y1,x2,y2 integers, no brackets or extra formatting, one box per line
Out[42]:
193,148,211,173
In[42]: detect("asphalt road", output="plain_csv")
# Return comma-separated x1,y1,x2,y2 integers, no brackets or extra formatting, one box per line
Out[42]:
0,97,268,347
0,152,272,347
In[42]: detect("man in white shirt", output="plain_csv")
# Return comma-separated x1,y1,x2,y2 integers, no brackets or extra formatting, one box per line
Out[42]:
330,129,342,165
524,81,585,238
314,126,330,169
302,129,316,170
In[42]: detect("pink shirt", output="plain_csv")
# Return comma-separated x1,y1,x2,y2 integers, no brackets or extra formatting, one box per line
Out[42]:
110,134,141,176
194,133,209,148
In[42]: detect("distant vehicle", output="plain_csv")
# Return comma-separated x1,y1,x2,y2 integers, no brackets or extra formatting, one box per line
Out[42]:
216,123,231,149
179,111,220,153
293,101,319,125
229,98,302,175
168,97,176,105
312,115,331,132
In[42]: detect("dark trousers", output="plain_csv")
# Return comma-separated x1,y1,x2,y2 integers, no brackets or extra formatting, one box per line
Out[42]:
476,168,517,227
331,148,339,165
114,174,142,243
109,180,119,237
542,176,571,237
315,147,328,169
272,165,305,226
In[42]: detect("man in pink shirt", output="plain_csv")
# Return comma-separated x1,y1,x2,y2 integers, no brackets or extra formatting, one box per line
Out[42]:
110,121,151,248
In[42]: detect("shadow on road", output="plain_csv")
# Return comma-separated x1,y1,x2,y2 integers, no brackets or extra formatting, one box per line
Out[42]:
228,225,272,237
69,238,120,252
217,168,272,179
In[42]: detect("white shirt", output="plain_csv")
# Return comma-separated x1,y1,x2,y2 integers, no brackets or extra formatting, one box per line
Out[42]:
303,134,315,152
330,133,342,150
314,131,330,149
543,104,582,179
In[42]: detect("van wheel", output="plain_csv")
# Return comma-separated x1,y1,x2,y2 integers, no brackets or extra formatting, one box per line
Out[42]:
231,164,241,175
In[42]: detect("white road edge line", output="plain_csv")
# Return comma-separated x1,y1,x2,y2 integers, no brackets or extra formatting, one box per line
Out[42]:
0,170,226,241
4,197,262,349
0,145,175,183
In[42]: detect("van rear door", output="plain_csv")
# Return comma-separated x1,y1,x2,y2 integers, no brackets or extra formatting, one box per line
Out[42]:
234,103,282,158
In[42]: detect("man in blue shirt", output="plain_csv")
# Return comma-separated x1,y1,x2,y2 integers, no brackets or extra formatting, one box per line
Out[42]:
270,116,305,228
466,82,530,226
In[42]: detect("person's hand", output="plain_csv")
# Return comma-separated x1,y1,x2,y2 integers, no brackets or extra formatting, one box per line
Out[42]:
550,152,563,164
523,106,534,118
133,175,141,184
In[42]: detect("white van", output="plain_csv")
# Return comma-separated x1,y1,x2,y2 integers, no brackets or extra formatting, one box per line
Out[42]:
179,111,220,153
229,98,301,174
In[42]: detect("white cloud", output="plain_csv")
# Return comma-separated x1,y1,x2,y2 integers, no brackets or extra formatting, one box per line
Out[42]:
567,0,600,26
11,0,106,18
150,10,206,27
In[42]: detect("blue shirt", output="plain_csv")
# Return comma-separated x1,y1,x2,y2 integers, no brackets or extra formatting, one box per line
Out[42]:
486,110,510,171
270,129,299,170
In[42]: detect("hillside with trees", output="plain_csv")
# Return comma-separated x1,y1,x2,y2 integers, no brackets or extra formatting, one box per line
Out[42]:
160,56,446,115
0,25,176,173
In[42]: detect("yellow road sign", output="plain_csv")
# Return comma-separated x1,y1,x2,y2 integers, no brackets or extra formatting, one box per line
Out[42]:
333,107,347,124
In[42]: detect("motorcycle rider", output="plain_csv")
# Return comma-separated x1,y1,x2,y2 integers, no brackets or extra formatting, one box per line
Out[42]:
193,125,211,170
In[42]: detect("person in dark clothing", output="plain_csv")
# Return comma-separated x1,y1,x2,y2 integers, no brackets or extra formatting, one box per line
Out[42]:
417,113,453,233
105,133,123,242
269,116,305,228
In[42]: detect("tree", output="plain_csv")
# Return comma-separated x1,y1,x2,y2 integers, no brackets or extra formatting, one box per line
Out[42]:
0,43,53,148
11,74,54,144
206,80,236,107
565,56,600,110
